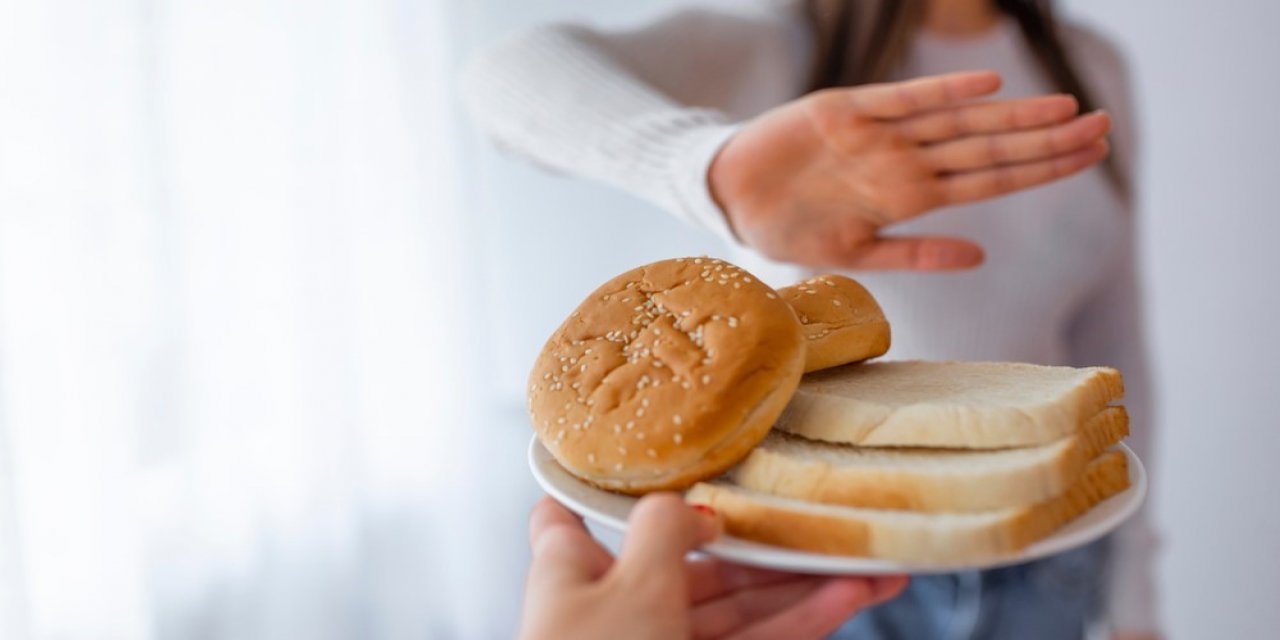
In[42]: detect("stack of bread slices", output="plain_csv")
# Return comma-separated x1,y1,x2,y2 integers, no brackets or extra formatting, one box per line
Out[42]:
528,259,1134,565
685,278,1133,564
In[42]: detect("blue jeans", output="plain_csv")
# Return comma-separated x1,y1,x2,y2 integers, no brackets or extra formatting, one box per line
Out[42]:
831,538,1111,640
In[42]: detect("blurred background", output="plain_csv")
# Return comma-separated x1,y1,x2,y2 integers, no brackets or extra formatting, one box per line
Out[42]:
0,0,1277,638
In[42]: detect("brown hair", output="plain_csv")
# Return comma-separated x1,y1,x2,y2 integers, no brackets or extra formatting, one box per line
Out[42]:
804,0,1127,199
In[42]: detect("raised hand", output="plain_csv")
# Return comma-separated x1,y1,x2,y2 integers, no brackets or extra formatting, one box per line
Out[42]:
709,71,1111,270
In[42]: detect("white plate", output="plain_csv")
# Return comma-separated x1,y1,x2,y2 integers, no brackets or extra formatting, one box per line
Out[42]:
528,437,1146,575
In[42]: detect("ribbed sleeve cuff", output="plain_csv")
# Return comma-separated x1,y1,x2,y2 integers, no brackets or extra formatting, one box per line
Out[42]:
659,121,745,247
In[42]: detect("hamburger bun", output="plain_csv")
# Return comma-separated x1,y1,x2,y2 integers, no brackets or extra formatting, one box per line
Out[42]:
779,275,890,373
528,257,805,494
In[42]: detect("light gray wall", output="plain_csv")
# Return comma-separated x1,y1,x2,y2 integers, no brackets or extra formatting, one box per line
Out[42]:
1061,2,1280,637
456,2,1280,637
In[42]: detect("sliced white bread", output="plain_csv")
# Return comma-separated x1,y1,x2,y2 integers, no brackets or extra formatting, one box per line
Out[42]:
686,449,1130,563
733,406,1128,512
775,361,1124,448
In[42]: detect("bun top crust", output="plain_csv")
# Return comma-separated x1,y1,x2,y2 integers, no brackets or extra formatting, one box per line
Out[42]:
528,257,805,494
780,275,888,344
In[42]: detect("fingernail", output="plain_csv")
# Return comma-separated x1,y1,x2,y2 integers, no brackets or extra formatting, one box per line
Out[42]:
690,503,722,539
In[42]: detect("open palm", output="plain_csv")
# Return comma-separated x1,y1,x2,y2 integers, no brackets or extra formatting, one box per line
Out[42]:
709,71,1111,270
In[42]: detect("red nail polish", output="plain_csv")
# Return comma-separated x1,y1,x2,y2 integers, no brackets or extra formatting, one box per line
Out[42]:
692,503,716,517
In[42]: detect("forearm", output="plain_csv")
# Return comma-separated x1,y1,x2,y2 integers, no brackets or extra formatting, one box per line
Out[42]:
462,6,810,243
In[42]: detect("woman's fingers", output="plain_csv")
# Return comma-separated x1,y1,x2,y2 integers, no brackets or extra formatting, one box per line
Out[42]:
691,578,826,639
615,494,719,584
527,496,614,588
686,557,801,604
896,94,1079,143
846,70,1002,119
724,578,882,640
924,111,1111,173
865,575,911,605
941,139,1109,205
830,235,986,271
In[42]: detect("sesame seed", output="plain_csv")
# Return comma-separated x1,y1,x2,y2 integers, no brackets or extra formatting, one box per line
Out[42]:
542,372,550,380
694,258,703,264
613,425,622,434
588,453,596,464
618,447,627,456
641,398,650,407
571,382,581,389
626,421,635,430
766,292,777,299
744,277,753,283
585,348,593,355
728,317,739,328
572,423,580,431
615,463,623,471
733,282,741,288
561,365,569,372
580,364,587,372
557,429,566,440
557,417,566,424
833,299,842,306
673,434,683,444
673,415,683,425
647,449,657,458
806,290,816,295
636,432,645,440
702,374,711,384
636,408,645,417
824,279,836,286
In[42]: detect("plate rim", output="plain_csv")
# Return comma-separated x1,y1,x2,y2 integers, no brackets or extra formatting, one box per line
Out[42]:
528,435,1147,575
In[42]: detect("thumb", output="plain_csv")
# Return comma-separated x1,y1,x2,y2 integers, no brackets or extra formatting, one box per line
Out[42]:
834,236,985,271
615,493,719,582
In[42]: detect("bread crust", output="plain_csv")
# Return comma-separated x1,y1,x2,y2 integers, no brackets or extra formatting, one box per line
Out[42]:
528,258,804,494
779,275,890,373
776,361,1126,448
733,406,1129,512
686,449,1130,563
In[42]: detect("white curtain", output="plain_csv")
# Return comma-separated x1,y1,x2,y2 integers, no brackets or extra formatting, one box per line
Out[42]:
0,1,522,637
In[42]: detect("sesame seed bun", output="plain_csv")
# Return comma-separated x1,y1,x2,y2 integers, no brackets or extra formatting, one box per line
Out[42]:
779,275,891,373
527,257,805,494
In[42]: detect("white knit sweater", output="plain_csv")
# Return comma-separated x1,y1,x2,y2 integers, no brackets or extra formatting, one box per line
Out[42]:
464,2,1158,632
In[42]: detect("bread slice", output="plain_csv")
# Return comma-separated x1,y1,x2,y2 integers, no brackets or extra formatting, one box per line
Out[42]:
733,407,1128,512
686,449,1130,563
775,361,1124,448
